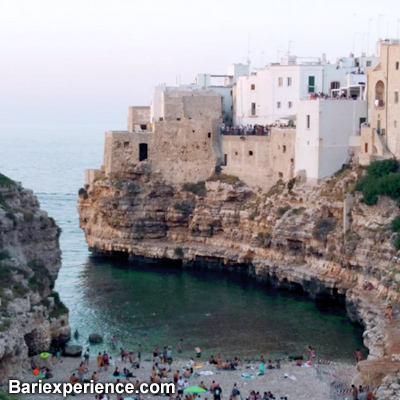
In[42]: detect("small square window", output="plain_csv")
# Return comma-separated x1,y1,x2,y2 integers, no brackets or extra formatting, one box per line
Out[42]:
287,77,292,86
366,61,371,67
395,91,399,104
395,121,398,128
283,145,286,153
278,77,283,87
249,151,253,156
288,101,292,108
251,84,255,90
306,115,310,129
396,61,399,70
277,102,281,109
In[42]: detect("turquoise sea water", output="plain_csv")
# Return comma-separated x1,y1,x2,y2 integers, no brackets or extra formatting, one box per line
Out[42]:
0,127,366,362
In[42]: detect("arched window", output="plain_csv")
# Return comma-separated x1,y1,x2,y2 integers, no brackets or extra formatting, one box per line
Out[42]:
375,80,385,101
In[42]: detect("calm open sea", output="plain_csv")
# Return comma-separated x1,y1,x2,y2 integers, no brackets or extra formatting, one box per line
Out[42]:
0,126,366,362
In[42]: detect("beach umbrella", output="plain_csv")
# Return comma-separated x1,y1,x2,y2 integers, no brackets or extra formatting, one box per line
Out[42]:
184,386,207,394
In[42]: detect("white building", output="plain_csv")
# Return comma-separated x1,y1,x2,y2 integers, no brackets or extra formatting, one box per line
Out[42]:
150,63,249,127
295,99,367,183
234,54,378,126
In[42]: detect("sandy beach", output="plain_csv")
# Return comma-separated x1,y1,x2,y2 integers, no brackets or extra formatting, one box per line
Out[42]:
18,352,356,400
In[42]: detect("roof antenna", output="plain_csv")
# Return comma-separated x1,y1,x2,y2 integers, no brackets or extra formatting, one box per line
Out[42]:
247,33,251,66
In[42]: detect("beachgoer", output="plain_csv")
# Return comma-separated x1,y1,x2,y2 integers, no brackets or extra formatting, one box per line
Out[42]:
45,368,53,379
177,377,185,395
84,349,90,366
177,339,183,353
138,344,142,362
113,367,120,377
167,346,173,370
231,383,240,400
259,360,265,375
77,363,86,382
195,347,201,361
92,371,99,382
214,384,222,400
97,352,103,371
69,373,79,384
153,347,159,362
355,349,363,362
351,384,358,400
103,351,109,371
74,329,79,339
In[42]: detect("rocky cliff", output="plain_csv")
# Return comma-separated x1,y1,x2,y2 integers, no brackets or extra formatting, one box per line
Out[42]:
0,173,70,382
78,162,400,397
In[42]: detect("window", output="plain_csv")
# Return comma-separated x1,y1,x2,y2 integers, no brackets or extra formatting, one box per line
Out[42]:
308,76,315,93
278,77,283,86
306,115,310,129
207,132,211,138
251,103,256,116
330,81,340,89
395,91,399,104
124,142,129,148
277,102,281,109
283,145,286,153
251,84,255,90
249,151,253,156
365,143,368,153
287,77,292,86
224,154,228,166
395,121,397,128
288,101,292,108
366,61,371,67
396,62,399,70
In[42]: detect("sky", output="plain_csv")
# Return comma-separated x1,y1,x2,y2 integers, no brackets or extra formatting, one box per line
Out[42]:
0,0,399,130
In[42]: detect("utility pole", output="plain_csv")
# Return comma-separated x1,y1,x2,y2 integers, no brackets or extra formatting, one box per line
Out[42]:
288,40,294,56
368,18,373,55
378,14,385,39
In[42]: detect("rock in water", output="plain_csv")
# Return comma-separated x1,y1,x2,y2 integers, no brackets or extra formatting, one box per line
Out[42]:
89,333,103,343
63,345,83,357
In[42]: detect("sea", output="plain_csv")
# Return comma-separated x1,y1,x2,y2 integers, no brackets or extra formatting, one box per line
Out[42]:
0,126,366,362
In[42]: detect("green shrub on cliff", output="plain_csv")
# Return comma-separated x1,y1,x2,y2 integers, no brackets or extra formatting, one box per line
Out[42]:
183,181,206,197
173,200,195,216
355,159,400,205
207,173,243,186
0,173,16,188
390,216,400,250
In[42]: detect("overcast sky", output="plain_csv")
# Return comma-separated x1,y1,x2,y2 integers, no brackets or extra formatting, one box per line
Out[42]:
0,0,399,130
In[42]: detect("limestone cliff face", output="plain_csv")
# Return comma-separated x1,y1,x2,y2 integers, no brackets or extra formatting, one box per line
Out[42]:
0,173,70,382
78,163,400,395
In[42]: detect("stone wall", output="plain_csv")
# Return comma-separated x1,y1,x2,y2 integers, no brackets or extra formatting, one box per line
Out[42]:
92,91,223,186
127,106,151,132
221,128,295,190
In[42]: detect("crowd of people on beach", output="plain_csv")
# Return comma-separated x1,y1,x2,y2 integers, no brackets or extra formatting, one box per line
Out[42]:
29,333,386,400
